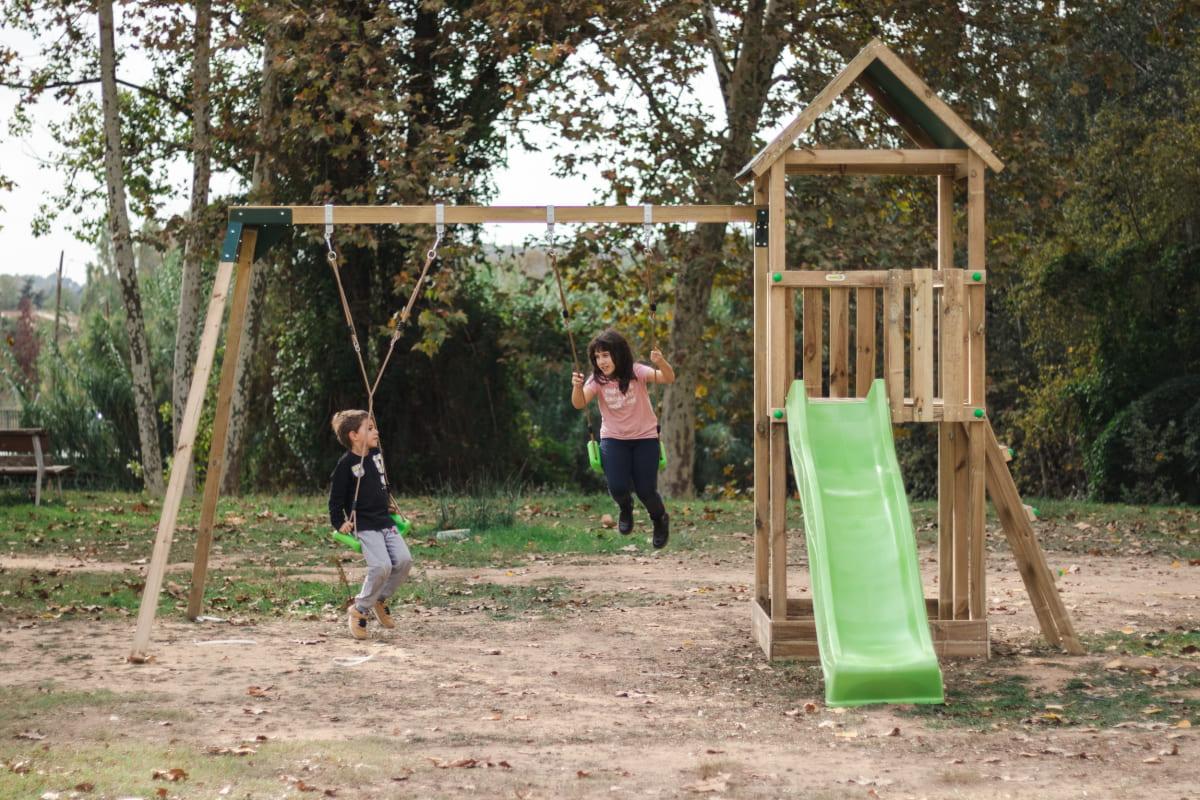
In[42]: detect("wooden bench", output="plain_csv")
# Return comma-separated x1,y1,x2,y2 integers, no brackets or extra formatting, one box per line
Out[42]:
0,429,74,505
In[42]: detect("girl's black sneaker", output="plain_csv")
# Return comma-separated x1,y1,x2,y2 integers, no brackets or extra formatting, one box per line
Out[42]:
618,504,634,534
652,513,670,549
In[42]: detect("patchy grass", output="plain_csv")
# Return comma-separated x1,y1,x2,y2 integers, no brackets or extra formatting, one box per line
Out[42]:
0,736,431,799
1023,499,1200,559
0,491,751,570
1088,628,1200,658
904,658,1200,730
0,569,167,617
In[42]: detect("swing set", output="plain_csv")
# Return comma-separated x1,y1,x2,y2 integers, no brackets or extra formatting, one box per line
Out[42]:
129,202,753,660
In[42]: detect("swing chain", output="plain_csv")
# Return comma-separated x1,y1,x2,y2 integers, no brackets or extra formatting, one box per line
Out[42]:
545,205,557,259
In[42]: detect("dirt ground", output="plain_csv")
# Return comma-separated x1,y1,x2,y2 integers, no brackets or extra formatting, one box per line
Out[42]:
1,540,1197,799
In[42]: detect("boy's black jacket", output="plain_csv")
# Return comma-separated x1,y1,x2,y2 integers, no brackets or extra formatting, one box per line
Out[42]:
328,448,392,531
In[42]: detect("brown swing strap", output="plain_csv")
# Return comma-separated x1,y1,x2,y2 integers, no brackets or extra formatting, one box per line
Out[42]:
325,203,445,530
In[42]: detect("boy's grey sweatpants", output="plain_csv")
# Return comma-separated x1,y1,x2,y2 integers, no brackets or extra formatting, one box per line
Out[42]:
354,526,413,612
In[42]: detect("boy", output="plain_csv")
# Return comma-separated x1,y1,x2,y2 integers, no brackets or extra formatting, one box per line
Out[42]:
328,410,412,639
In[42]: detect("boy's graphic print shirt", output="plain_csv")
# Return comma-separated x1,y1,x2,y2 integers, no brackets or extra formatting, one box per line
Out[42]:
328,447,393,531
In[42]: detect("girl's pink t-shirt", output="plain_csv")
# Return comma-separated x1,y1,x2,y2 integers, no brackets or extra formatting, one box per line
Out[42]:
586,363,660,440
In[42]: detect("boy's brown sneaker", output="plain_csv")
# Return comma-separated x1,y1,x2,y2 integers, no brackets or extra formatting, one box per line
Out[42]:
373,600,395,628
348,605,370,640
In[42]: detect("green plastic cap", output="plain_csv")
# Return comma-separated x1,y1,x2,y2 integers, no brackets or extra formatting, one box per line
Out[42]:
973,408,985,418
773,409,784,419
972,271,983,282
772,272,782,282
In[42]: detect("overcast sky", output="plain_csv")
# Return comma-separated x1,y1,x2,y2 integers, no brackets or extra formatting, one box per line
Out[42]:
0,85,601,285
1,17,762,286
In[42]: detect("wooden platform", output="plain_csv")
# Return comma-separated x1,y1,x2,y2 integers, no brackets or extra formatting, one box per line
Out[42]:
750,597,989,661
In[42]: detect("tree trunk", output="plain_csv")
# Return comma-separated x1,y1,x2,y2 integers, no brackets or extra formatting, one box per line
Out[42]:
660,223,727,496
220,32,279,494
172,0,212,495
657,4,788,497
98,0,164,495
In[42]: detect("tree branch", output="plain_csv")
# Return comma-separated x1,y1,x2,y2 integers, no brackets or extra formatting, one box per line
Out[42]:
700,0,732,107
1,76,188,115
617,60,701,174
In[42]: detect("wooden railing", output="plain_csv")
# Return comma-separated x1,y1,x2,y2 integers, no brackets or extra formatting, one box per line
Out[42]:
772,268,986,422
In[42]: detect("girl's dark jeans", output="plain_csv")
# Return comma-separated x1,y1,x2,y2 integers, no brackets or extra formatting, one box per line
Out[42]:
600,437,665,520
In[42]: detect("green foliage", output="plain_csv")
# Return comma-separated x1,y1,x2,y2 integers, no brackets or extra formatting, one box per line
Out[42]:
434,474,523,531
1087,375,1200,504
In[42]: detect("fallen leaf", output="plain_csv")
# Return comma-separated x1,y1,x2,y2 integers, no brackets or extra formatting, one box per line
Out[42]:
1143,756,1163,764
246,685,273,698
152,767,188,781
577,770,591,778
684,773,731,793
16,730,46,741
1173,720,1191,729
73,784,94,793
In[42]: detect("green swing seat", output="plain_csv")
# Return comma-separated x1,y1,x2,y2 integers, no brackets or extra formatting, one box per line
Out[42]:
587,438,667,474
330,512,412,553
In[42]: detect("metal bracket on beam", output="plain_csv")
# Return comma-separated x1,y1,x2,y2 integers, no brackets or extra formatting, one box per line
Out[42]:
220,221,244,262
226,208,293,262
754,209,769,248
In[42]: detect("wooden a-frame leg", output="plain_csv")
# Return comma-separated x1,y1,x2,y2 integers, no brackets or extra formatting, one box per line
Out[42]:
983,420,1084,654
129,249,242,661
187,228,259,619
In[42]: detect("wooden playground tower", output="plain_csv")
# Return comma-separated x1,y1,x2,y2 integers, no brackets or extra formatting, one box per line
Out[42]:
742,39,1082,659
128,39,1081,662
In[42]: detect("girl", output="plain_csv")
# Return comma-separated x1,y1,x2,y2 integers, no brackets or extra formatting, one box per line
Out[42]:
571,329,675,548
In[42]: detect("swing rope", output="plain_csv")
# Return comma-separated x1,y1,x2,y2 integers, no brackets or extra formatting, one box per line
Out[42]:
544,206,598,449
641,206,666,459
324,203,446,533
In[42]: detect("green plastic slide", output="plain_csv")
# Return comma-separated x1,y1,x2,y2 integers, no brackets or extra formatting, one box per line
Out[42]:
785,378,944,706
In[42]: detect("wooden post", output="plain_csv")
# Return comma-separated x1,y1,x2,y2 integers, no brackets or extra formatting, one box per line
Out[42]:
911,269,934,420
829,287,849,397
802,288,823,397
967,153,986,408
854,288,875,397
767,162,789,621
937,425,954,619
187,228,260,619
130,254,239,660
883,270,905,415
753,179,770,608
940,271,964,418
937,175,954,273
967,420,987,624
952,423,970,619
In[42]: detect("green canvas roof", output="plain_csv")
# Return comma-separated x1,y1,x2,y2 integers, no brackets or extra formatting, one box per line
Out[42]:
737,39,1003,182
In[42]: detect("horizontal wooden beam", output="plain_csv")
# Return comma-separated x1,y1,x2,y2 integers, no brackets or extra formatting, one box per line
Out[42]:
235,205,758,226
784,148,969,177
770,269,987,288
755,598,988,661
